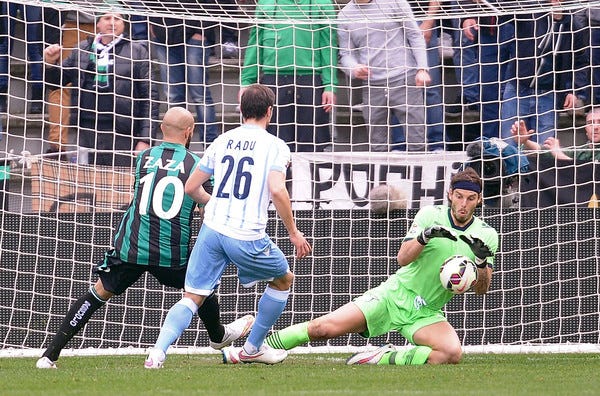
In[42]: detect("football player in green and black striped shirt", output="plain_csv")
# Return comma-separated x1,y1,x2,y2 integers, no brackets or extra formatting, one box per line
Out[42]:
36,107,254,369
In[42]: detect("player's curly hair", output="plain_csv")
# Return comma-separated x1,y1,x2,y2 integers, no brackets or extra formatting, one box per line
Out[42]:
447,167,483,207
450,167,483,194
451,167,482,190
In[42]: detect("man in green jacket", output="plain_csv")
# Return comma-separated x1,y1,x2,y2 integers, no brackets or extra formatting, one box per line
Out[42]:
239,0,338,152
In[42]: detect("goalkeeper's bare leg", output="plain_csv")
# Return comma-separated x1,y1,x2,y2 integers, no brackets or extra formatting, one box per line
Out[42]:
264,301,461,365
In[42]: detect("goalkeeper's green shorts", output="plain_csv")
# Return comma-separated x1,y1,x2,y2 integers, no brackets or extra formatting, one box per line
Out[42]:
353,276,446,344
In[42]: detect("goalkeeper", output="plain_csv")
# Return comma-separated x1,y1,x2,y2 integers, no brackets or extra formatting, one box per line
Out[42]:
223,167,498,366
36,107,254,369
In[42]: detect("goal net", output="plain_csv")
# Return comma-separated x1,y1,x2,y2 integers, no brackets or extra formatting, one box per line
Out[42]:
2,0,600,357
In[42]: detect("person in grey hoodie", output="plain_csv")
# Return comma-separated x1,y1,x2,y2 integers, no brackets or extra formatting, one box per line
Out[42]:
338,0,430,152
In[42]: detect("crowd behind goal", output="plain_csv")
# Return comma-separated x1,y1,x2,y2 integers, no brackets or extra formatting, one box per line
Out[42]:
0,1,598,162
1,0,600,361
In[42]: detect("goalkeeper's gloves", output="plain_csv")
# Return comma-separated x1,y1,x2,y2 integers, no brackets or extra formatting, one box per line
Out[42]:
416,225,457,246
460,234,493,269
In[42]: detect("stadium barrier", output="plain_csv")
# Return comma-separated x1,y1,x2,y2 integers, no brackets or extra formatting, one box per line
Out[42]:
30,160,134,212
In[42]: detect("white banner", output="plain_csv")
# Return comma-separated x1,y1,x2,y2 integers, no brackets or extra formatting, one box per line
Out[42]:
290,152,468,209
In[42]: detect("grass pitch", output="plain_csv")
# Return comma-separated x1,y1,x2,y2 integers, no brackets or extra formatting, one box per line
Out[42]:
2,353,600,395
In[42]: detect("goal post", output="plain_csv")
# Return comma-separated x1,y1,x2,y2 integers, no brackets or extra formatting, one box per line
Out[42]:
2,0,600,357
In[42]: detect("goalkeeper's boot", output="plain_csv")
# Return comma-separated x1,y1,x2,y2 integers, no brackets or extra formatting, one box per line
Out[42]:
36,356,57,369
210,314,255,350
144,347,166,369
346,344,396,365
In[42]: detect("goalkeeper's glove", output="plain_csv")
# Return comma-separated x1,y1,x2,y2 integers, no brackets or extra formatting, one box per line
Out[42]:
460,234,493,268
416,225,457,246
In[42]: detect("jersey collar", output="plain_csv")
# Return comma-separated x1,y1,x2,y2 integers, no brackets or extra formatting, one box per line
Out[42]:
446,207,474,231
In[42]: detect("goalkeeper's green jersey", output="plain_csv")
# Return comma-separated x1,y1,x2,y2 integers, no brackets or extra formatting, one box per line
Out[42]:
112,142,201,268
396,205,499,311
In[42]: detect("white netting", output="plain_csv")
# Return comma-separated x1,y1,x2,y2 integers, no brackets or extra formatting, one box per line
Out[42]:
1,0,600,356
32,0,600,21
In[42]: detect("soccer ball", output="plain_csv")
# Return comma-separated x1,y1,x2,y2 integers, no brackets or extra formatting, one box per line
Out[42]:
439,255,478,294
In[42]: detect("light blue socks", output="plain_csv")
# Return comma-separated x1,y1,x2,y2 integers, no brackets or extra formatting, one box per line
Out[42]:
154,297,198,353
245,286,290,354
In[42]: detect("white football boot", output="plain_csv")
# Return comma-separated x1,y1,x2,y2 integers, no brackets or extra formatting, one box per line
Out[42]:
222,343,288,365
144,347,166,369
36,356,57,369
345,344,396,365
210,314,255,350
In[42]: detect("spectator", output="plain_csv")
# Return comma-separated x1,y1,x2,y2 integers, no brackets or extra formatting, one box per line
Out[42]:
457,9,513,139
574,7,600,108
43,11,151,166
0,2,44,114
338,0,429,152
500,3,588,148
203,0,240,59
445,0,480,115
239,0,338,153
512,108,600,162
149,2,218,146
43,9,96,156
412,0,445,151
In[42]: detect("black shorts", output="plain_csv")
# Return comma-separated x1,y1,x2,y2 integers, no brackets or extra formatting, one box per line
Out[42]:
95,251,186,295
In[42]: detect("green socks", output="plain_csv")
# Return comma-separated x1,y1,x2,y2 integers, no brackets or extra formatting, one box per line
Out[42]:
378,346,432,365
266,321,310,350
265,320,432,366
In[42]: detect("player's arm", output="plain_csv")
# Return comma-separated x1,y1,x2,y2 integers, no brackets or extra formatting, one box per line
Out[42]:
397,225,458,267
268,170,311,259
459,234,495,295
473,266,492,295
397,239,425,267
184,167,212,205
